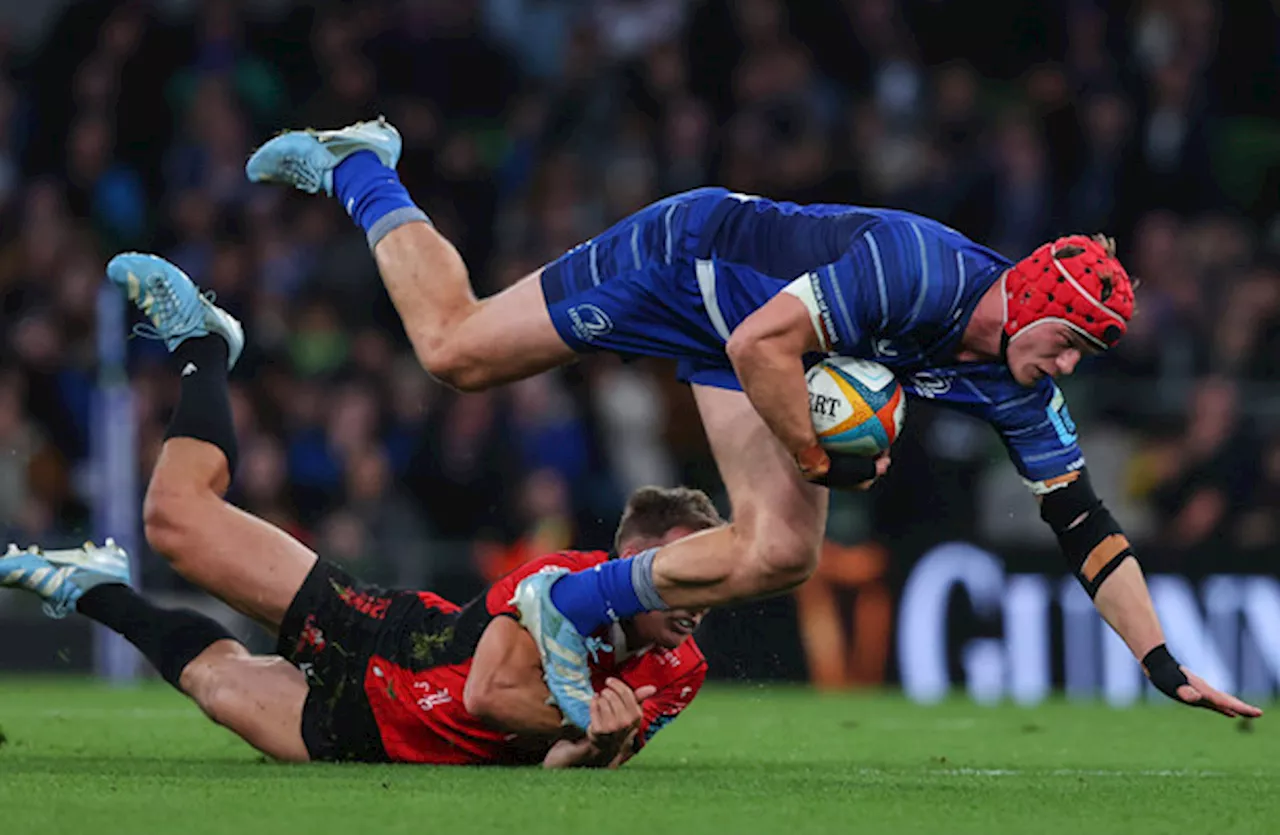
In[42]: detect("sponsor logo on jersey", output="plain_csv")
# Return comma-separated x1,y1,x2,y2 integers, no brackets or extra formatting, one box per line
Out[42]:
873,338,899,358
331,580,392,620
293,614,327,655
1047,385,1079,445
413,682,454,712
807,274,839,348
568,303,614,343
908,370,953,398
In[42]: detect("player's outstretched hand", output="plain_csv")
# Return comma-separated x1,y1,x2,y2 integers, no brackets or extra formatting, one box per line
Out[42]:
1174,668,1263,719
1143,645,1263,718
588,678,656,753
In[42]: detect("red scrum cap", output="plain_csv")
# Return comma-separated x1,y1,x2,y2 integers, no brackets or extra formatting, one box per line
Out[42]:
1002,235,1135,349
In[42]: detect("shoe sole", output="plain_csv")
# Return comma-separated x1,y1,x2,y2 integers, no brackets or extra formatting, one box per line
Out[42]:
513,570,593,728
248,117,402,174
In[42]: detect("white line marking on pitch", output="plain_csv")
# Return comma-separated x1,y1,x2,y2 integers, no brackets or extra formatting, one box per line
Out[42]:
932,768,1229,778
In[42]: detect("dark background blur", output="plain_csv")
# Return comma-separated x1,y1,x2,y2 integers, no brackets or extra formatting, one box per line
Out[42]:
0,0,1277,687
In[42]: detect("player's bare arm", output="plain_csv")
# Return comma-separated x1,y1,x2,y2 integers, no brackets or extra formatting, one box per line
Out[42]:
1037,469,1262,719
726,293,823,461
464,615,564,737
730,290,891,489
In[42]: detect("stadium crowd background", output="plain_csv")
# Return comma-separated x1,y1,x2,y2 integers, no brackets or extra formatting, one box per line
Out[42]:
0,0,1276,617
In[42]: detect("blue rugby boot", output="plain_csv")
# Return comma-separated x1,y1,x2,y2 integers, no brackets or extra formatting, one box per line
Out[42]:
245,116,402,196
0,539,131,619
509,566,594,731
106,252,244,368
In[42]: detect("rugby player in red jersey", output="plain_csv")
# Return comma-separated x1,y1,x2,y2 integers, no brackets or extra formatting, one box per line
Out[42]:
0,254,714,767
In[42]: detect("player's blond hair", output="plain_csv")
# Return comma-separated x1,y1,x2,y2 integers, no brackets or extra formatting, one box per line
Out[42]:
1091,233,1117,258
1055,234,1138,304
1054,234,1117,261
613,486,724,553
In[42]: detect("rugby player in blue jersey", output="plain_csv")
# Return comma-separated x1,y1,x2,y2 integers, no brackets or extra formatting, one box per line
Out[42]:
229,118,1259,729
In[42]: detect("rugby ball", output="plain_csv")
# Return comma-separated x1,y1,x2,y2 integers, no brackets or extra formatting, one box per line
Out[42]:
806,357,905,456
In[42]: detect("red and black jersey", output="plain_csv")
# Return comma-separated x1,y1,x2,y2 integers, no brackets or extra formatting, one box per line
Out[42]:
359,551,706,765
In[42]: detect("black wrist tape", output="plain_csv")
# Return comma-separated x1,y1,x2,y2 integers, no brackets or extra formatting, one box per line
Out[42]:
1141,644,1189,702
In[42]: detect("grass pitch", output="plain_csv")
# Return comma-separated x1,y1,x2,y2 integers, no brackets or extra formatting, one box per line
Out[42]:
0,679,1274,835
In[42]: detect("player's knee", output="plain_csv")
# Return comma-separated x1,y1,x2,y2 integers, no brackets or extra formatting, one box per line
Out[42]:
142,485,197,563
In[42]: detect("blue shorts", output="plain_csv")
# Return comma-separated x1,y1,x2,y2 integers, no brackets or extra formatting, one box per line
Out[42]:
540,187,748,389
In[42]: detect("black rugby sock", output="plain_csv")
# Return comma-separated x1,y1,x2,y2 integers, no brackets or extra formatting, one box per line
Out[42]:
165,336,238,476
76,584,237,689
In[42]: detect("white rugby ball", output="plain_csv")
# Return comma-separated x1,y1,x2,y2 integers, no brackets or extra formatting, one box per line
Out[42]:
806,357,905,456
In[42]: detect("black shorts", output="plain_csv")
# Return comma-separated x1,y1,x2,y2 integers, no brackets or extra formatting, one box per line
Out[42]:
277,560,490,763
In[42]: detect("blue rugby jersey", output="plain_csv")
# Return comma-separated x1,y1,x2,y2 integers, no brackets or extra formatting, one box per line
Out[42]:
704,195,1083,486
540,189,1085,487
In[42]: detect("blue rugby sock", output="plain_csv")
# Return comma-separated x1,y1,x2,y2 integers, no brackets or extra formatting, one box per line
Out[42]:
549,548,668,635
333,150,431,248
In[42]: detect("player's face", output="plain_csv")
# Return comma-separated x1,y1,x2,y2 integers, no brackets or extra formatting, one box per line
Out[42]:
619,525,709,648
1006,323,1094,386
632,608,707,649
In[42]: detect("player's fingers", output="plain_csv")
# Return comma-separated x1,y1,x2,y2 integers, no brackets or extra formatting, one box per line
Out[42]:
1190,671,1265,718
1226,695,1264,718
1194,681,1262,718
605,693,632,732
853,454,891,491
597,688,624,730
610,683,645,726
594,690,618,729
600,679,633,719
604,677,633,700
1176,683,1236,717
589,692,604,730
600,683,626,708
604,680,645,725
606,677,642,704
634,685,658,703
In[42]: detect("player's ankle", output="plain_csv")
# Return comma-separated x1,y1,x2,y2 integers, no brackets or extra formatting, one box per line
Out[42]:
333,150,432,248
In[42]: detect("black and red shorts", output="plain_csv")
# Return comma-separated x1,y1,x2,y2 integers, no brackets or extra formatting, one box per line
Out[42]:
277,560,489,762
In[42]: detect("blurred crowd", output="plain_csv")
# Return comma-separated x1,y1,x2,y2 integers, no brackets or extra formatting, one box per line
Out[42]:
0,0,1277,598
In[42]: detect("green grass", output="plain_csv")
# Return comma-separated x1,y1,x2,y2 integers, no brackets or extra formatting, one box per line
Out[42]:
0,679,1275,834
